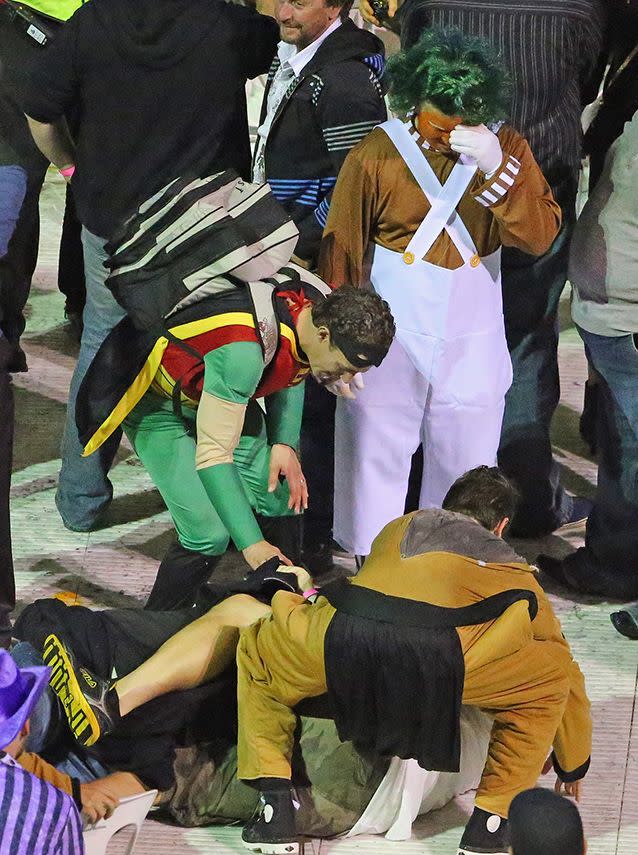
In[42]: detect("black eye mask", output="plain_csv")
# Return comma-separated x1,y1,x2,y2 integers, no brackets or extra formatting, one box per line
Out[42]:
332,331,386,369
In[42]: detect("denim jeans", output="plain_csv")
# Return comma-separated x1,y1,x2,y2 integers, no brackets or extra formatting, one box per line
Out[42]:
56,227,126,531
11,642,107,782
561,327,638,598
497,223,573,536
0,165,26,258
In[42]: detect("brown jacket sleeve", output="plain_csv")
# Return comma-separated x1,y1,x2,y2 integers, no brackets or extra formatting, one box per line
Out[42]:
18,752,75,796
528,577,592,780
318,138,378,289
470,126,562,257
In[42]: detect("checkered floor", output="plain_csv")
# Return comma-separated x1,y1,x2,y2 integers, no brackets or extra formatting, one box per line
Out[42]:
10,170,637,854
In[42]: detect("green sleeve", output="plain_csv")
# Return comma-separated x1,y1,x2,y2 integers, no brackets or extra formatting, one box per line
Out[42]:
198,464,263,550
264,382,306,448
197,341,266,550
202,341,265,403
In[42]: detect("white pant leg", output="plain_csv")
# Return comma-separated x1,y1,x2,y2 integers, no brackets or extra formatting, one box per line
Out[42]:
334,338,428,555
420,396,505,509
419,330,509,509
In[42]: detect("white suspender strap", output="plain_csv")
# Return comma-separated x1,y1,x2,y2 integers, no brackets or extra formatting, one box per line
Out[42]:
380,119,479,262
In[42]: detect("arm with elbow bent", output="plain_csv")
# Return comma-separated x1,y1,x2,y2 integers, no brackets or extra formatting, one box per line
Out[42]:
26,116,75,175
463,126,563,257
195,343,294,568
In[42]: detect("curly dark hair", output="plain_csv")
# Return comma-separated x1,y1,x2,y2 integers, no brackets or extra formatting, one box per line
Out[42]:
311,286,395,369
387,27,511,125
442,466,520,531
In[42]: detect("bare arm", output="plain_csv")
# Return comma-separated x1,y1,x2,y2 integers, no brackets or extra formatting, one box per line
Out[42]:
80,772,152,824
26,116,75,173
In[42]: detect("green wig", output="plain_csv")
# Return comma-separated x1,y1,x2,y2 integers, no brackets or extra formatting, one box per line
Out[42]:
387,27,512,125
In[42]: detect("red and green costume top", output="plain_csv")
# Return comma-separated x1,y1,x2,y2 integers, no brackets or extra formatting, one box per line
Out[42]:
76,282,318,551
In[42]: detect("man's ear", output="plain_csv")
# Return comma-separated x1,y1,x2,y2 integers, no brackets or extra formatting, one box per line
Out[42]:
22,720,31,738
493,517,509,538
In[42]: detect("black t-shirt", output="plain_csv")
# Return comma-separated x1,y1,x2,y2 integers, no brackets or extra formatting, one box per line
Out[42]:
20,0,278,238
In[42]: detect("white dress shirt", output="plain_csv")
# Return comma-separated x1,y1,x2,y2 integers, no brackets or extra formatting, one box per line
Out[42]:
253,17,342,183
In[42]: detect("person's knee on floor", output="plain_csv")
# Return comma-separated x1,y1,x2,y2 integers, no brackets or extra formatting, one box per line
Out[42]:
145,538,228,611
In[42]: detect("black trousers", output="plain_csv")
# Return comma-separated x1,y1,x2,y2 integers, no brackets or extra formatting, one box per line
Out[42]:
0,338,16,632
0,12,85,340
58,185,86,315
0,16,52,343
300,381,335,553
497,222,575,536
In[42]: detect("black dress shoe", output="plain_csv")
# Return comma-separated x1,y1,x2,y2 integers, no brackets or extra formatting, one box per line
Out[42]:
611,608,638,640
7,343,27,373
458,807,509,854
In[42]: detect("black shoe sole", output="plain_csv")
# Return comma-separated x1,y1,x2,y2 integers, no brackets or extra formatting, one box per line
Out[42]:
241,840,303,854
43,634,101,747
457,847,508,854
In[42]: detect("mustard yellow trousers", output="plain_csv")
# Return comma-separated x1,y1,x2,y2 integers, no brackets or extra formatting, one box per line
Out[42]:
236,592,571,817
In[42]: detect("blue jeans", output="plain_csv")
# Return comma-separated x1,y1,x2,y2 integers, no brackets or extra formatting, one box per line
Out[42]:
0,165,27,258
497,223,573,536
561,327,638,598
11,641,108,782
56,227,126,531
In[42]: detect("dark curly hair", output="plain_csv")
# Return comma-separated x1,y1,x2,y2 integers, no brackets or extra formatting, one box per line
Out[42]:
387,27,511,125
311,286,395,369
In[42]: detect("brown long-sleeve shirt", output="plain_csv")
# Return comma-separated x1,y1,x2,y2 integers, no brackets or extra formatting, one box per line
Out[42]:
18,752,75,797
318,121,562,289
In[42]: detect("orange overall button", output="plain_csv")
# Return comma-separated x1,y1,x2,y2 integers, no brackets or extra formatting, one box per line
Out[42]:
470,253,481,268
403,251,415,265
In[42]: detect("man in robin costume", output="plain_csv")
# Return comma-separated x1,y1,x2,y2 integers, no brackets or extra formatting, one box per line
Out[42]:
75,247,395,610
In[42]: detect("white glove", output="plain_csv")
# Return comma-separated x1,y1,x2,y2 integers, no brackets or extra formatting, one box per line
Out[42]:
449,125,503,176
326,372,365,400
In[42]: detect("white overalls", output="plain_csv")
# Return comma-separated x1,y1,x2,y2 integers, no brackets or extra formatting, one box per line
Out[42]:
334,119,513,555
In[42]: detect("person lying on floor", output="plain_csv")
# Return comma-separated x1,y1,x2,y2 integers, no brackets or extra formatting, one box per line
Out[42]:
75,174,395,611
25,467,591,855
12,573,492,841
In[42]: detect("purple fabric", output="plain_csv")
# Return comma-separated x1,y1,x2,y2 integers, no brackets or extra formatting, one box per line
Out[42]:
0,753,84,854
0,650,51,748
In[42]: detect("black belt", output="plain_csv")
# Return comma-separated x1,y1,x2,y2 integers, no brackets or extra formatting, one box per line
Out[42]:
1,1,61,46
320,579,538,628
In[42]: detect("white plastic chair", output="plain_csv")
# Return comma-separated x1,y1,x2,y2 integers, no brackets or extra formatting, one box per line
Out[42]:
83,789,158,855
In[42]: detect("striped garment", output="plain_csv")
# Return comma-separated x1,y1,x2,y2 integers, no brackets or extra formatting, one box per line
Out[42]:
256,19,388,264
0,752,84,854
399,0,606,207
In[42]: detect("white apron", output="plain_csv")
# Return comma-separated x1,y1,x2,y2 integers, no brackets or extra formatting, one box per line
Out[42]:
334,118,512,555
